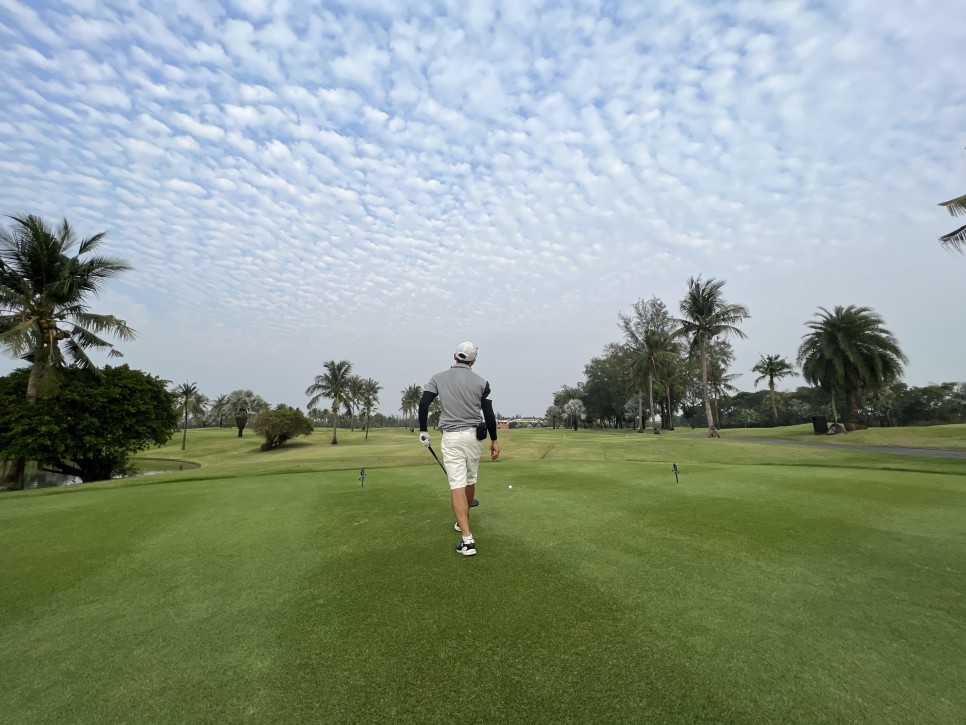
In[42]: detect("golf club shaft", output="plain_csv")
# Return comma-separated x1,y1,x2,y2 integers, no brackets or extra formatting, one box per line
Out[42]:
427,444,447,474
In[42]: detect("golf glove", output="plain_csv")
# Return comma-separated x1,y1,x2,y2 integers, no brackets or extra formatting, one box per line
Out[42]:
419,432,431,448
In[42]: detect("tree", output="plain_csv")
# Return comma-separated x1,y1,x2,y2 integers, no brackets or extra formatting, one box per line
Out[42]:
553,384,584,409
732,408,760,428
171,381,205,451
359,377,382,440
939,192,966,251
0,365,178,484
706,340,740,428
544,404,563,429
752,355,797,424
582,344,633,427
563,398,586,430
796,306,907,426
400,383,422,432
208,394,231,427
343,375,366,432
629,328,679,434
429,397,442,429
251,405,314,451
676,277,750,437
619,296,683,432
0,214,134,488
225,389,270,417
305,360,354,444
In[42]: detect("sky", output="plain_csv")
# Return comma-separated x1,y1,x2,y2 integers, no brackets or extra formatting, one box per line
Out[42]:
1,0,964,418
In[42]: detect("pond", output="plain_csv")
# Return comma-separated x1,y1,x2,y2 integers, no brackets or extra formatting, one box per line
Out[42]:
21,458,201,490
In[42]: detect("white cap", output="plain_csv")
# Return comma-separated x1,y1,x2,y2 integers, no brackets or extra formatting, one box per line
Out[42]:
455,341,478,362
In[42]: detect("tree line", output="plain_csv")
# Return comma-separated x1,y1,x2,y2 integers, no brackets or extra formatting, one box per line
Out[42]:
545,277,932,435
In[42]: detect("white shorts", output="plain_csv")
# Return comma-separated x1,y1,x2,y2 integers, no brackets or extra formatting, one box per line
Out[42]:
440,429,485,490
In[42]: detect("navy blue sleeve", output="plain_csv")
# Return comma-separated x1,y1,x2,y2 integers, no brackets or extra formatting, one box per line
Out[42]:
417,390,437,432
481,384,497,440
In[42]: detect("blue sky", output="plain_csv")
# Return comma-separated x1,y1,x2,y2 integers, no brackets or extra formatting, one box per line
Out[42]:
1,0,964,417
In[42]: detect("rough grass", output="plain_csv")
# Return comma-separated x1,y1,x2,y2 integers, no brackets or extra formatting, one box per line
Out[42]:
2,426,964,723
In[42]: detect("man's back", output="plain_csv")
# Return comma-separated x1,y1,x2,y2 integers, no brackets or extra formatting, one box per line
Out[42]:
426,363,491,431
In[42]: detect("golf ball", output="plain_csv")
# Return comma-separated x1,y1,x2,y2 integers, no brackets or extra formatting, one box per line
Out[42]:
508,484,512,490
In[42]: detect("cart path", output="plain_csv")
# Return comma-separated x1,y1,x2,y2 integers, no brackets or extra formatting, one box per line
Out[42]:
720,437,966,459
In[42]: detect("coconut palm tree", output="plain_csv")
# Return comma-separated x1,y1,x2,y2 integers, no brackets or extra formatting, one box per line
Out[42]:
171,381,205,450
752,355,796,424
343,375,367,432
707,359,739,430
305,360,354,444
0,214,134,487
799,350,842,424
676,276,750,437
400,384,422,432
939,192,966,251
359,377,382,440
629,328,679,434
796,306,907,426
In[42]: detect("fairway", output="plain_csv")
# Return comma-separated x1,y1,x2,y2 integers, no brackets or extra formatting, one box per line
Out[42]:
2,427,965,723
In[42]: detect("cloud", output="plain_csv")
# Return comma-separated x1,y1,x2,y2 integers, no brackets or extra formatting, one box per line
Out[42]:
0,0,964,415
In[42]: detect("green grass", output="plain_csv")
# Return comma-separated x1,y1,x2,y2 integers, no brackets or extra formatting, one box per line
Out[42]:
716,422,966,450
2,426,965,723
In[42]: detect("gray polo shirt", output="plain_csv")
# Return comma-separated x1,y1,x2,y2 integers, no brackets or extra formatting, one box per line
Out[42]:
424,363,492,431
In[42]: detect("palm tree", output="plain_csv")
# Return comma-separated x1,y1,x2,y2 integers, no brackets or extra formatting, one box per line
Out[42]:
752,355,797,424
676,276,750,437
0,214,136,401
544,404,563,429
799,350,843,424
707,360,739,429
359,377,382,440
629,328,679,434
305,360,354,444
563,398,586,430
171,381,205,450
400,384,422,432
343,375,366,432
939,192,966,251
429,398,443,429
796,306,907,426
0,214,134,487
208,394,230,427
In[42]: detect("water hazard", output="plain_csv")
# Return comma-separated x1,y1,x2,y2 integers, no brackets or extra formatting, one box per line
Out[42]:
21,458,201,489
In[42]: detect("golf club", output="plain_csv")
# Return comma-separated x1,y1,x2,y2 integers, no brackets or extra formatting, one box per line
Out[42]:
427,443,447,473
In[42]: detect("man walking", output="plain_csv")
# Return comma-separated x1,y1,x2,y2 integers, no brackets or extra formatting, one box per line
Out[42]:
418,342,500,556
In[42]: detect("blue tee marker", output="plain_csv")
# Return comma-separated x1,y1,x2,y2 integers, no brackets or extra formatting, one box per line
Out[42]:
672,463,679,484
359,468,366,488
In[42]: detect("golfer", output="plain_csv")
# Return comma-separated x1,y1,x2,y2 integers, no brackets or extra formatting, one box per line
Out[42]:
418,342,500,556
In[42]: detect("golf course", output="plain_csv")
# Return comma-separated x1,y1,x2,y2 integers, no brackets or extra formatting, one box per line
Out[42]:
2,424,964,723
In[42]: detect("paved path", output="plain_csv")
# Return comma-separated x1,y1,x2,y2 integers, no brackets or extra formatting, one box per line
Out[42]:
722,437,966,459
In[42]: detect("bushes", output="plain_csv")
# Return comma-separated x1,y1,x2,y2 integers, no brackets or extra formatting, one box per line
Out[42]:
251,405,313,451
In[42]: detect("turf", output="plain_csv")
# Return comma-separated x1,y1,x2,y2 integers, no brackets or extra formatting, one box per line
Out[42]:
2,426,965,723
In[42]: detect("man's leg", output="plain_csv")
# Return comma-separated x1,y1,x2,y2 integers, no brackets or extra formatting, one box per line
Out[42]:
452,487,471,538
464,439,483,510
442,432,473,540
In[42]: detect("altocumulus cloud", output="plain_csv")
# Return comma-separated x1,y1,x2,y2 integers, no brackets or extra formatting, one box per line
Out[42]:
0,0,964,415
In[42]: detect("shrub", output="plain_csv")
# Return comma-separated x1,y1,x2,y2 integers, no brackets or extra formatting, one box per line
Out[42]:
251,405,314,451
